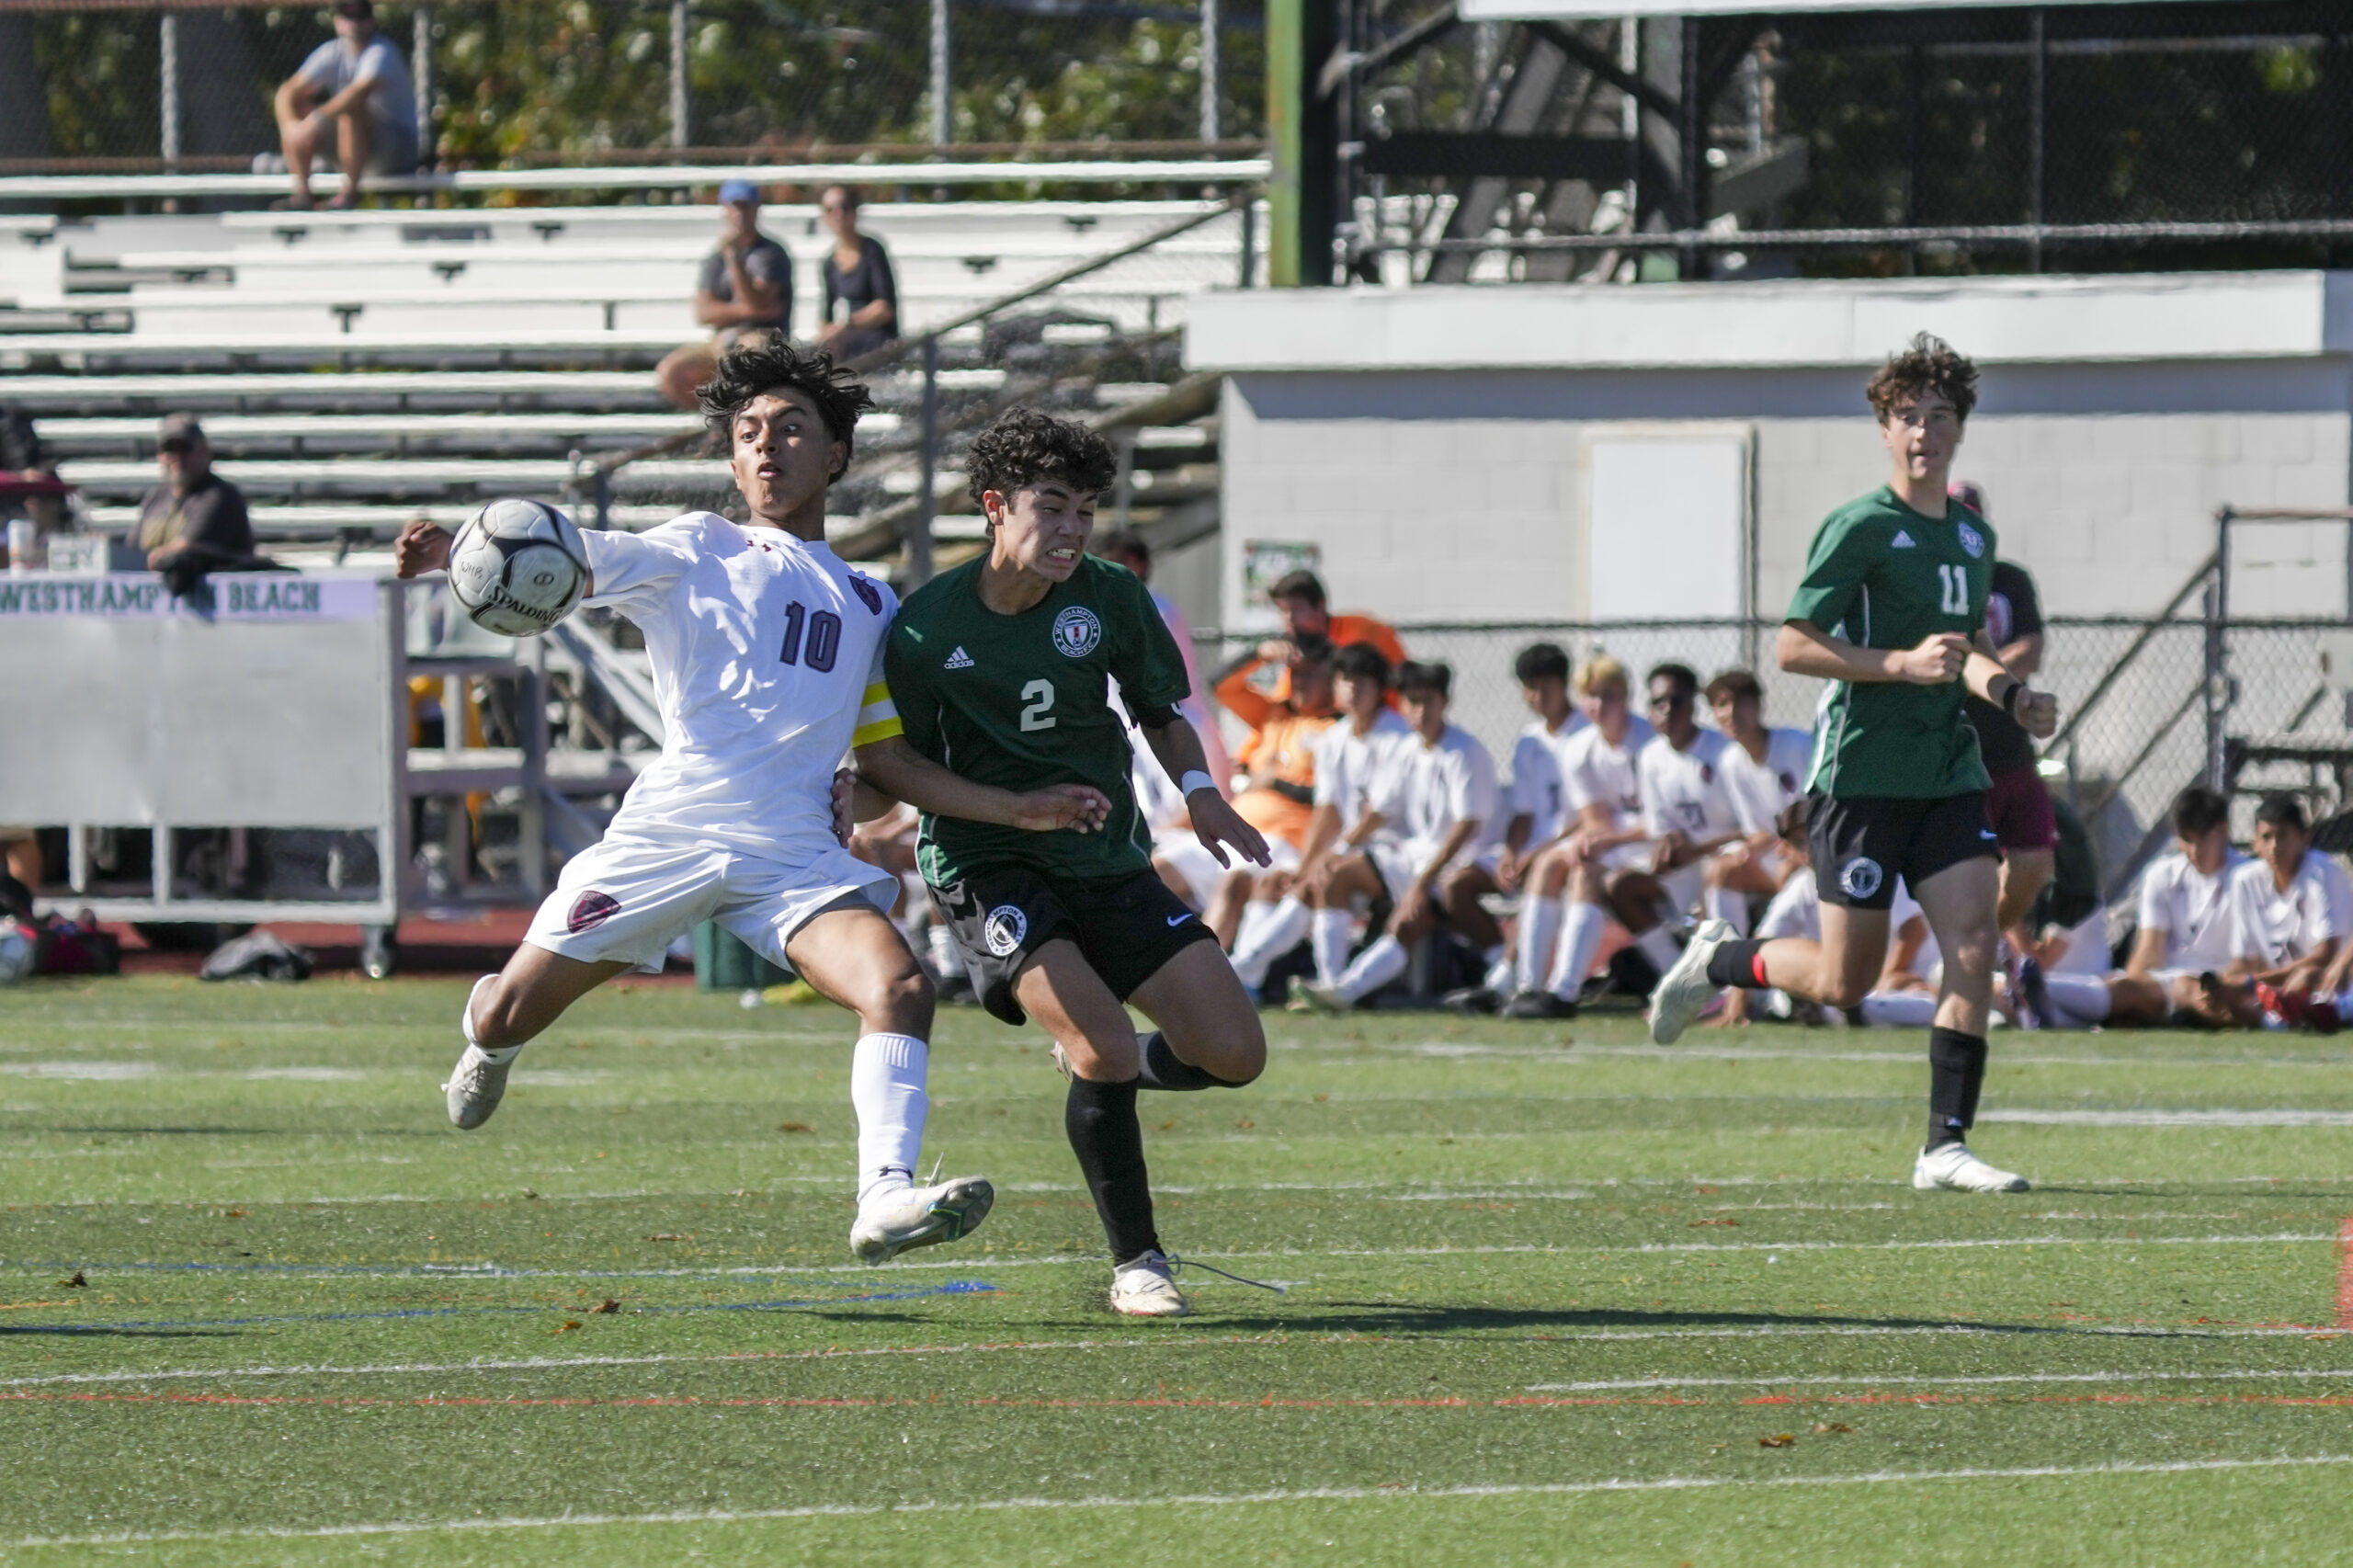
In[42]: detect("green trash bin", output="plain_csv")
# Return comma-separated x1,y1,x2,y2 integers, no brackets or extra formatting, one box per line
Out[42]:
693,921,791,993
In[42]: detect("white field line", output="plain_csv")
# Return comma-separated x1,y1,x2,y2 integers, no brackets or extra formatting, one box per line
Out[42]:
1984,1108,2353,1127
1361,1040,2353,1072
12,1456,2353,1550
1529,1368,2353,1392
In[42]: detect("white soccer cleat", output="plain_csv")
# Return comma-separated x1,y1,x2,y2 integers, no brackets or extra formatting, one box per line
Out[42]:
1647,919,1733,1047
1109,1250,1190,1317
849,1176,995,1265
1287,976,1350,1016
1912,1142,2031,1193
442,1043,515,1131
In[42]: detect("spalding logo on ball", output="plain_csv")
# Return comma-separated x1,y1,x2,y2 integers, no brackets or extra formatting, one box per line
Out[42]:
448,497,589,637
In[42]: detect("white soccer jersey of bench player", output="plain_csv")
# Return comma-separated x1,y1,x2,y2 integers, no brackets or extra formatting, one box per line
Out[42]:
1313,709,1414,836
1390,722,1503,868
2136,846,2247,972
1506,714,1586,845
1637,729,1745,843
1559,716,1656,834
577,513,902,857
2225,848,2353,968
1719,727,1814,835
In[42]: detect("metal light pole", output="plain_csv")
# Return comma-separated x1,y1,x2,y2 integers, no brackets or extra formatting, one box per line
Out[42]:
930,0,952,147
159,13,180,167
413,4,435,168
669,0,690,151
1199,0,1220,143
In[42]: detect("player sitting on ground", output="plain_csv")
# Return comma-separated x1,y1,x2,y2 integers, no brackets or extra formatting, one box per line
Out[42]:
1293,661,1499,1012
1215,635,1338,968
1716,804,1816,1027
2181,795,2353,1031
1703,668,1814,934
1500,656,1657,1020
1648,333,2059,1195
877,407,1270,1319
1256,642,1413,1004
400,340,1108,1266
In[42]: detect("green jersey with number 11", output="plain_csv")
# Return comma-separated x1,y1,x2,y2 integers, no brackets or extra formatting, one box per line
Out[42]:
883,553,1189,885
1786,486,1995,800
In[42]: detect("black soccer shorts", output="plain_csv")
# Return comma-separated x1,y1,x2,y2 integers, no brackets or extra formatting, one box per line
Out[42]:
1806,790,1998,911
929,864,1217,1027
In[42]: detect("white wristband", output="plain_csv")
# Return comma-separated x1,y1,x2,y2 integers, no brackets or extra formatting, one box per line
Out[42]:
1179,770,1217,799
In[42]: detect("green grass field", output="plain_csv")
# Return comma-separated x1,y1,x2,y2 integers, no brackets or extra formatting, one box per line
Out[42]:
6,975,2353,1564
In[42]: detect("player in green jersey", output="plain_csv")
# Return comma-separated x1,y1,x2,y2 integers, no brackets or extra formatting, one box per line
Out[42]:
1648,335,2061,1194
871,408,1272,1318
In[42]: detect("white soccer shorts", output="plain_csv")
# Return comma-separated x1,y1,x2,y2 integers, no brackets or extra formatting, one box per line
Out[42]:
525,835,896,974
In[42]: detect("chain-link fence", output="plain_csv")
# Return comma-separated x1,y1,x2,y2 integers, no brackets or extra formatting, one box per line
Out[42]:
0,0,1261,181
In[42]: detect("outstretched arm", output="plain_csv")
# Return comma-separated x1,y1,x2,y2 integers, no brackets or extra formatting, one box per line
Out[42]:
1140,713,1270,870
853,734,1110,834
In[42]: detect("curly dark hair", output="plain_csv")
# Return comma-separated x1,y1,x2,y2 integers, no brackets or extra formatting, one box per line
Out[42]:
697,335,875,481
964,406,1118,509
1866,332,1979,425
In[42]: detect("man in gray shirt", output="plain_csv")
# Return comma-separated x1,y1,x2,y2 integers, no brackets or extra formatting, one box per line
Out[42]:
654,180,796,410
271,0,419,210
133,414,255,569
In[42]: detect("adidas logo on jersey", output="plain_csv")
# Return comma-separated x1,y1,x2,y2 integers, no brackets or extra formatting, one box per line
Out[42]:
1891,530,1916,549
943,645,975,670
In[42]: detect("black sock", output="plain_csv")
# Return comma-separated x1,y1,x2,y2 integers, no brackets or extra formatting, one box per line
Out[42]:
1705,938,1770,989
1927,1026,1988,1149
1134,1031,1233,1092
1063,1074,1162,1264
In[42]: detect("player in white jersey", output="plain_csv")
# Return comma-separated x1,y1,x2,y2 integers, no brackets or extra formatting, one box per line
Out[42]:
1231,642,1410,998
1503,657,1661,1019
396,340,1108,1264
2175,794,2353,1030
1636,664,1747,907
2028,785,2240,1028
1700,669,1814,934
1296,660,1500,1010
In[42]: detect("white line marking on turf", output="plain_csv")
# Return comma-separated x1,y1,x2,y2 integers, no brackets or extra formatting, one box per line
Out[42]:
1529,1369,2353,1392
11,1456,2352,1548
1984,1108,2353,1127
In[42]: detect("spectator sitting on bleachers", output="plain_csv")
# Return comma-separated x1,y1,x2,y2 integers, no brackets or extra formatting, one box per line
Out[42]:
654,181,795,411
132,415,258,584
817,187,899,362
271,0,419,211
1215,568,1406,729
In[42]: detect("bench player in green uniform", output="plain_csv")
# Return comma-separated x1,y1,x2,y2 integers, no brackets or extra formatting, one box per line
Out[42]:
872,408,1271,1317
1649,334,2060,1193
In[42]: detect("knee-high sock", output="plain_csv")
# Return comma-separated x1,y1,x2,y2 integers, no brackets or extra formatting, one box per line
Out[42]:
1311,908,1353,985
1230,897,1311,990
1134,1029,1233,1091
1516,895,1563,996
1064,1074,1160,1264
1927,1026,1989,1148
1633,925,1680,975
1334,932,1408,1004
850,1033,929,1201
463,974,521,1063
1702,882,1749,936
2039,972,2113,1026
1859,990,1938,1029
1548,903,1608,1001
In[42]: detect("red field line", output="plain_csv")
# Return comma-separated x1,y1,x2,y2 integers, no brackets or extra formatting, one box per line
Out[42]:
2336,1215,2353,1330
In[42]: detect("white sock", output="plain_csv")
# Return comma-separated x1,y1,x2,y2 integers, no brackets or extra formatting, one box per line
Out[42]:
1336,933,1409,1004
926,923,964,978
463,975,522,1063
1231,897,1311,989
1859,991,1938,1028
1702,883,1749,936
850,1032,929,1202
2040,972,2113,1025
1482,944,1514,994
1634,925,1681,975
1311,908,1353,984
1516,895,1562,997
1548,903,1608,1001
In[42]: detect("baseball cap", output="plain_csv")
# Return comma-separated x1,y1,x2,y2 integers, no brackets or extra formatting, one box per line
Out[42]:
157,412,205,449
333,0,375,19
717,179,760,205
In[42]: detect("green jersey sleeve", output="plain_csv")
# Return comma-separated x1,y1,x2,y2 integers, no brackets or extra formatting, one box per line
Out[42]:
882,616,942,758
1108,571,1190,712
1785,510,1881,634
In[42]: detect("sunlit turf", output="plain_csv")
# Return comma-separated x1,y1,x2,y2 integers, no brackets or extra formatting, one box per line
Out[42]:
5,975,2353,1564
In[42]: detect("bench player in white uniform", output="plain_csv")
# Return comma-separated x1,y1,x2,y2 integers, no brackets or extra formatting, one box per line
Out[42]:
396,339,1108,1264
1279,642,1414,997
1503,656,1658,1018
2188,795,2353,1030
1702,668,1814,934
1296,660,1499,1010
1636,662,1748,920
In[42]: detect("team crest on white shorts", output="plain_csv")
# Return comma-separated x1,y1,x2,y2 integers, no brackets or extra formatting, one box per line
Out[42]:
1839,857,1884,901
983,903,1029,958
1051,605,1103,658
1956,521,1985,560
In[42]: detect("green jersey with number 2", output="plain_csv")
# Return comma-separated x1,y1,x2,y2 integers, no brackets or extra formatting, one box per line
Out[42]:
883,553,1189,886
1786,486,1995,800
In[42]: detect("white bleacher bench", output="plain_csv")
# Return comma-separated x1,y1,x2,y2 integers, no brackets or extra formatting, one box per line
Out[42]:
40,412,706,454
0,327,688,364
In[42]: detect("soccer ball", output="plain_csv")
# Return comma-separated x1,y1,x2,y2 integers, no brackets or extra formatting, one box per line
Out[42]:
447,497,588,637
0,919,34,986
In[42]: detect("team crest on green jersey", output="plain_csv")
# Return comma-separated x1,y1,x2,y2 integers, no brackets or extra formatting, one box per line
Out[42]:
1051,605,1103,657
1957,521,1985,558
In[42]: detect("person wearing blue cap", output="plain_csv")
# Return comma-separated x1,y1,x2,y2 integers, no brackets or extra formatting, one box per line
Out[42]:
655,179,797,410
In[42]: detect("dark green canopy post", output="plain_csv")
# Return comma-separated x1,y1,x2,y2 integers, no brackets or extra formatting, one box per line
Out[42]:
1267,0,1339,286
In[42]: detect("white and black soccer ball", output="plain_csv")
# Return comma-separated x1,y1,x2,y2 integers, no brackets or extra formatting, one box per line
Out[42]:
447,497,589,637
